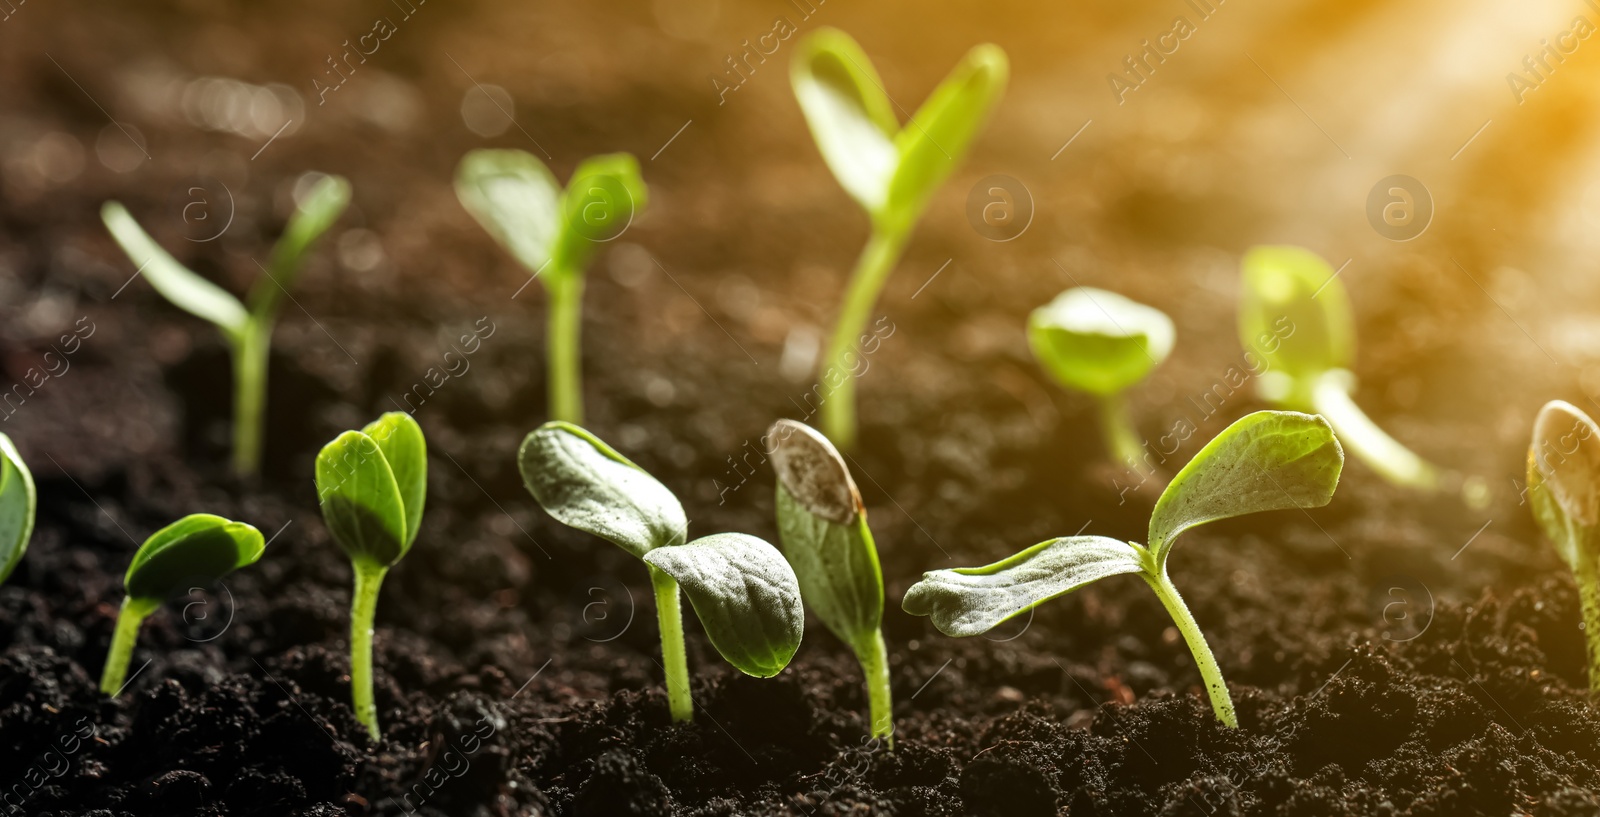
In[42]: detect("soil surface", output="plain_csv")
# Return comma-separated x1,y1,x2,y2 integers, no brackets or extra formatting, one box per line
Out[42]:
3,0,1600,815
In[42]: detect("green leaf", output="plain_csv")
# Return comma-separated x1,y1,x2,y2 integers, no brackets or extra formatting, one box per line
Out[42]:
316,430,410,567
455,149,564,276
643,533,804,678
1148,410,1343,560
124,513,265,603
1238,245,1354,394
1027,287,1174,397
769,420,883,647
0,433,35,585
518,422,686,559
1528,400,1600,568
249,174,351,318
101,202,249,338
884,42,1007,227
362,412,426,548
902,536,1145,637
791,28,900,216
550,153,648,274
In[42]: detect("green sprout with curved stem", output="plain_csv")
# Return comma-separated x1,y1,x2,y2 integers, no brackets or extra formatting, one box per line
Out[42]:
456,150,647,425
519,422,803,722
99,514,265,695
102,176,351,477
314,412,427,741
1239,245,1440,490
904,410,1343,728
1527,400,1600,690
1029,287,1174,472
0,433,36,586
768,419,893,745
791,28,1008,449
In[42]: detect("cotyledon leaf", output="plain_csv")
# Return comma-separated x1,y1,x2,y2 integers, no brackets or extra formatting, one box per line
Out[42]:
362,412,427,549
643,533,804,678
790,27,900,216
902,536,1145,637
124,514,265,602
455,149,564,276
518,422,686,559
1529,400,1600,569
316,430,409,567
101,202,249,337
0,433,35,585
884,42,1008,224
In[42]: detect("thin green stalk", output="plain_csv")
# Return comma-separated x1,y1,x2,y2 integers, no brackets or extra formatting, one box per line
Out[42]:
231,322,270,477
1577,558,1600,693
1312,372,1438,490
351,561,388,741
821,225,910,450
650,565,693,722
1097,391,1146,473
853,629,894,747
1143,569,1237,728
100,596,157,695
547,274,584,424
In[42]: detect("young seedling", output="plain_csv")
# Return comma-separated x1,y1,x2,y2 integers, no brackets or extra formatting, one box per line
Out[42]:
102,176,351,477
904,410,1343,728
456,150,647,425
768,419,893,743
315,412,427,740
1028,287,1174,471
0,433,36,586
99,514,265,695
1239,245,1439,490
1527,400,1600,690
519,422,802,722
791,28,1008,449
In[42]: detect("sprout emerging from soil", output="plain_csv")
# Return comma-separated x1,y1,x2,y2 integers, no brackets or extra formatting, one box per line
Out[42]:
99,514,265,695
1239,245,1439,490
904,410,1343,728
1028,287,1174,471
519,422,803,722
768,419,894,744
791,28,1008,449
315,412,427,740
101,176,351,477
1527,400,1600,690
0,433,36,586
456,150,647,425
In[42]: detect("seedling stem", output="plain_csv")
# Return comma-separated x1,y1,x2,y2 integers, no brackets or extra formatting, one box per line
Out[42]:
98,596,159,695
1142,567,1236,728
854,629,894,742
232,324,271,476
650,565,694,722
547,274,585,424
823,225,908,448
1098,392,1145,472
350,561,388,740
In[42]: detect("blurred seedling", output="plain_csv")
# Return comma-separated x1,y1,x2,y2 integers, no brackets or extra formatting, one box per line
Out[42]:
1527,400,1600,691
456,150,646,425
315,412,427,740
520,422,803,722
791,28,1008,449
768,419,893,744
99,514,265,695
0,433,35,586
904,410,1343,728
1239,245,1440,490
102,175,351,477
1029,287,1173,473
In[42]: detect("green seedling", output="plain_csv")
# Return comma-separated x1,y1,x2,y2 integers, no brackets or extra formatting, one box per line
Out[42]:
768,419,893,744
456,150,647,425
1239,245,1439,490
315,412,427,740
99,514,265,695
1029,287,1174,471
792,28,1008,449
519,422,802,722
1527,400,1600,690
102,176,351,477
0,433,36,585
904,410,1343,728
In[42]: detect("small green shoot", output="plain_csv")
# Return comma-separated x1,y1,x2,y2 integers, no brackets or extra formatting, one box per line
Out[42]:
315,412,427,740
102,176,351,477
519,422,802,722
904,411,1343,728
99,514,265,695
768,419,893,744
0,433,36,585
1528,400,1600,690
792,28,1008,449
1239,245,1439,490
456,150,647,425
1028,287,1174,471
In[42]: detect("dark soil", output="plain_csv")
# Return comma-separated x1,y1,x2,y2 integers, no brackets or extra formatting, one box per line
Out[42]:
3,0,1599,815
